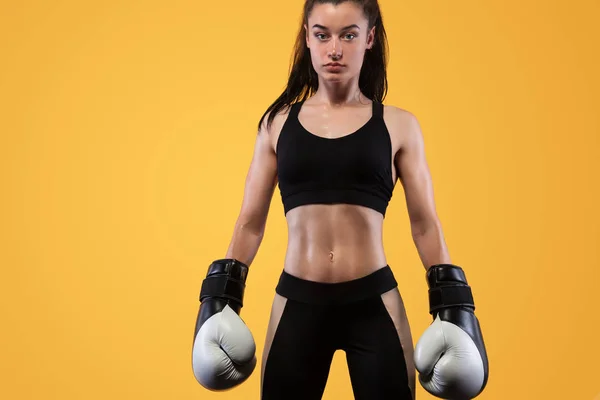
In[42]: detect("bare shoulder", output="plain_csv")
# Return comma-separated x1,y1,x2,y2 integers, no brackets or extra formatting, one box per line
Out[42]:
382,104,422,151
383,105,420,135
259,104,293,153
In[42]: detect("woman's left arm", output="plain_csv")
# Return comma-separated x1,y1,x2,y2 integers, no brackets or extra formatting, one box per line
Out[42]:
390,108,489,399
393,109,451,270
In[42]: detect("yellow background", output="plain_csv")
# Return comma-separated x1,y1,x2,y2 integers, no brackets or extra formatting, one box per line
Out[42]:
1,0,599,399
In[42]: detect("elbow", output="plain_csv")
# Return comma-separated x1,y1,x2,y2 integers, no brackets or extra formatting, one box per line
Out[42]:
236,215,267,239
410,217,441,237
242,224,265,240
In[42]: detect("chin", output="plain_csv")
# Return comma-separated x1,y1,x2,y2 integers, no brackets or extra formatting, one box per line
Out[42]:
322,72,346,83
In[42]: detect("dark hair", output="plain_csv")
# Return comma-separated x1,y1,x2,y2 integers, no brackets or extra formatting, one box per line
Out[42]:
257,0,389,131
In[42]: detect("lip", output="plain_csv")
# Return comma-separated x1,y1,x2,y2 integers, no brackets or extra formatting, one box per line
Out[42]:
324,63,344,71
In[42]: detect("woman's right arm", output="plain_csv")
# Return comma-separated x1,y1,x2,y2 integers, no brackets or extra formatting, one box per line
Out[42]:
224,113,281,267
193,116,281,390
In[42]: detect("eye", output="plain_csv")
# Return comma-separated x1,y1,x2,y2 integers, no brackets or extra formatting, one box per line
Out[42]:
343,33,356,40
315,33,328,40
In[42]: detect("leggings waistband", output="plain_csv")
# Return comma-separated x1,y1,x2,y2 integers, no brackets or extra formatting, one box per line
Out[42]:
275,266,398,306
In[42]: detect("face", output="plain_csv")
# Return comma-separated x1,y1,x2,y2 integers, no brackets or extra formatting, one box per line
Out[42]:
305,2,375,82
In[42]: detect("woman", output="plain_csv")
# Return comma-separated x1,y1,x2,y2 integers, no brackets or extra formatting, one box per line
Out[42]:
191,1,488,399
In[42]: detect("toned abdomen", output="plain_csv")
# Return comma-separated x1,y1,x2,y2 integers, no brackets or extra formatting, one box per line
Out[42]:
283,204,388,283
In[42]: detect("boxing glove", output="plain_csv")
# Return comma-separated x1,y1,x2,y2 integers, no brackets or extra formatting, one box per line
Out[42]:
414,264,489,399
191,259,256,391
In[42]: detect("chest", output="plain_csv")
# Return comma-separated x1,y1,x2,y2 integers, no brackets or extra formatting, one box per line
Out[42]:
277,118,392,188
297,105,373,139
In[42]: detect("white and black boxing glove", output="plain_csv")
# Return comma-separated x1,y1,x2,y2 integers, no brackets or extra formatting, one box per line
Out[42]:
414,264,489,399
191,259,256,391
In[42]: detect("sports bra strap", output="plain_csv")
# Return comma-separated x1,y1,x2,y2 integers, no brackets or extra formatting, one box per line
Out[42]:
372,101,384,119
288,101,303,119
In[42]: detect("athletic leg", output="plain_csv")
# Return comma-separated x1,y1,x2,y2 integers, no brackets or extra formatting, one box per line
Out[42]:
342,288,415,400
261,294,335,400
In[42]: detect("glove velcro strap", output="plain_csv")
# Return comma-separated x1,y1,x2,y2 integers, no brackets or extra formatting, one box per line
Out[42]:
198,259,249,306
200,275,245,306
428,284,474,314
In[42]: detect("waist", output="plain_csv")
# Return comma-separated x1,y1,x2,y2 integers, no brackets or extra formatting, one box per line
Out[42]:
275,265,398,305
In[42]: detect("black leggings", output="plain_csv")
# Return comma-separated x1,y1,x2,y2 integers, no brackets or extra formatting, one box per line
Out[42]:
261,266,414,400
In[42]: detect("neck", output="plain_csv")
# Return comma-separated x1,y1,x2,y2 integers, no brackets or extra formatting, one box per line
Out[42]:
313,77,363,107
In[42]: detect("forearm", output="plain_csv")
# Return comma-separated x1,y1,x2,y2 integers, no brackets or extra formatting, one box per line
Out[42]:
224,221,265,267
411,221,451,270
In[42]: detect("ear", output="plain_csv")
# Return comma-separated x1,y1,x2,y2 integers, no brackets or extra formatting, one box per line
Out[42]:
367,26,376,49
304,24,310,48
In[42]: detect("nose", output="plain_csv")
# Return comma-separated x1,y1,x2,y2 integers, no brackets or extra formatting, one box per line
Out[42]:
328,39,342,60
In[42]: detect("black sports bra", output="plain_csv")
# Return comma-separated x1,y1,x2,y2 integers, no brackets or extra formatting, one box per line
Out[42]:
276,100,395,216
